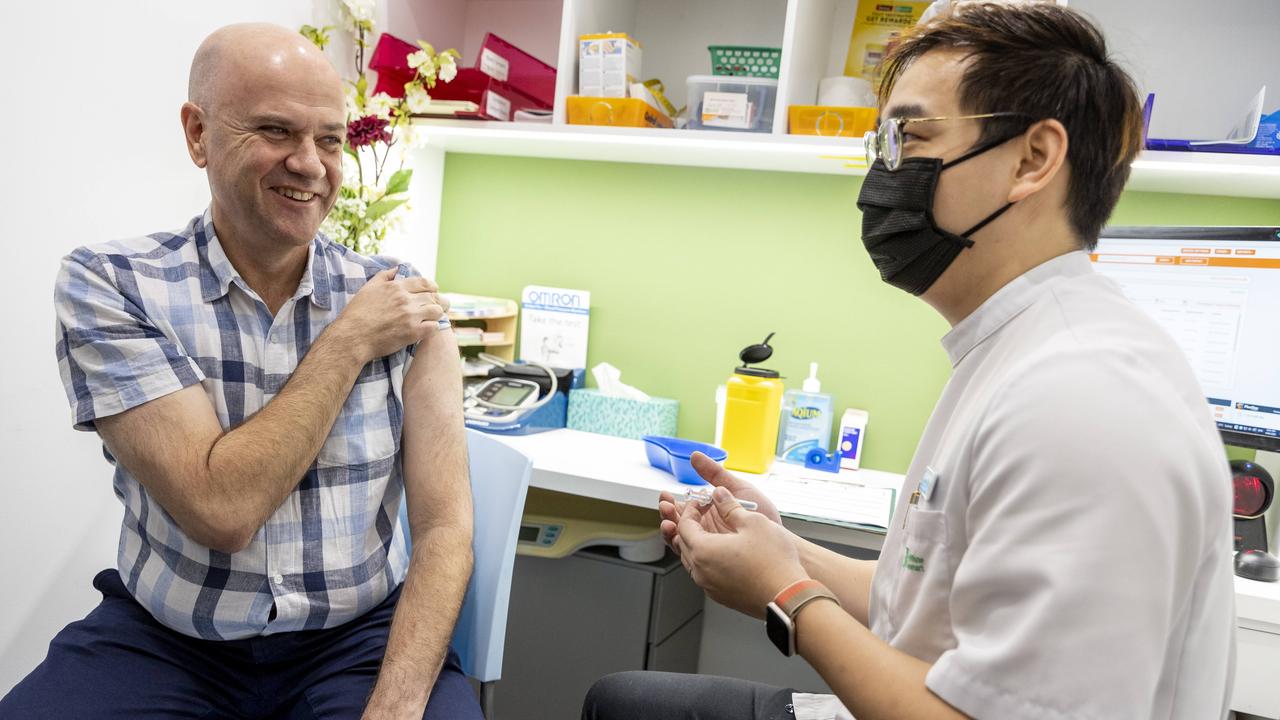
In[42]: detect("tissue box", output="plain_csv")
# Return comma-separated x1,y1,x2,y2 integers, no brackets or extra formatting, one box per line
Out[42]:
567,389,678,440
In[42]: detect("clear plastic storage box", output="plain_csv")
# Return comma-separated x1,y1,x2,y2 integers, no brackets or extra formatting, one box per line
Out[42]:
686,74,778,133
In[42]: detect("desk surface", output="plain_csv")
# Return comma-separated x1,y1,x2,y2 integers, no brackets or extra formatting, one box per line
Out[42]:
491,429,905,550
1237,575,1280,628
494,432,1280,640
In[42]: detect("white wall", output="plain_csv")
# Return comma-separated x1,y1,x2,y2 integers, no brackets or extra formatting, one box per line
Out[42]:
1072,0,1280,140
0,0,359,694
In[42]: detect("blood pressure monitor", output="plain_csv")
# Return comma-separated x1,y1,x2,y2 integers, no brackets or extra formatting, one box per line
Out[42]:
462,354,565,433
464,377,542,424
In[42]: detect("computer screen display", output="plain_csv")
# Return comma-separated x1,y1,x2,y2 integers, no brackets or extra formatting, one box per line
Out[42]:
1092,227,1280,452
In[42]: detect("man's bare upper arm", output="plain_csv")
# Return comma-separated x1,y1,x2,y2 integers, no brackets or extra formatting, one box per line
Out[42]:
402,332,470,536
95,384,228,544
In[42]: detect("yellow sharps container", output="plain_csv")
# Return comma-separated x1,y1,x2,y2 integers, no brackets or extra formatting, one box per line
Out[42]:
722,333,784,474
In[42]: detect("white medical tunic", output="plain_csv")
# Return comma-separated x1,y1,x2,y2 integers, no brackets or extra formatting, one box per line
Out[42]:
799,251,1237,720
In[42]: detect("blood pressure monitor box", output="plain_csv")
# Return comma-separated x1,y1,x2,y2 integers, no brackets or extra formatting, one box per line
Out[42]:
567,389,678,440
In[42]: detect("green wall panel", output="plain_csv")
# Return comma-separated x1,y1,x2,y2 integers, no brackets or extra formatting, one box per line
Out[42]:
437,154,1280,473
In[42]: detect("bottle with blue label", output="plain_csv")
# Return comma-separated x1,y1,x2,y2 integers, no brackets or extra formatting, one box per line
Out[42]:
776,362,835,464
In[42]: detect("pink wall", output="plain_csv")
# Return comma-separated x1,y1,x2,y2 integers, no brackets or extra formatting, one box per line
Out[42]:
389,0,562,68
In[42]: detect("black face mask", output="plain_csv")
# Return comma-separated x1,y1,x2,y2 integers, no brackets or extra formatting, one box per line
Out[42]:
856,138,1017,296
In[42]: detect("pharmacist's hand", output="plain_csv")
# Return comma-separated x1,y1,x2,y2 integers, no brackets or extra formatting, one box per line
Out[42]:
659,452,781,555
675,486,806,620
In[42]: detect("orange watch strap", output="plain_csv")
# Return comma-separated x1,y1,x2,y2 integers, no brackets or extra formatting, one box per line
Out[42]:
773,579,840,617
773,579,822,608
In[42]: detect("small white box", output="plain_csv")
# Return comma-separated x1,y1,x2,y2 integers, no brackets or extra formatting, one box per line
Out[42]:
838,408,869,470
580,33,641,98
578,37,603,96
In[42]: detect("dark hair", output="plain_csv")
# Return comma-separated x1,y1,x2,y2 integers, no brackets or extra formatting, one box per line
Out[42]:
879,3,1143,250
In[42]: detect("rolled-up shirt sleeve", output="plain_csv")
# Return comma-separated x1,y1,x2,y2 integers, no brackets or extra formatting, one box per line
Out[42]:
54,248,204,431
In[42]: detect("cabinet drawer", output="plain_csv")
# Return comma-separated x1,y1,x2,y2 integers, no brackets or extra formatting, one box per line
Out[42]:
650,564,705,643
1234,627,1280,719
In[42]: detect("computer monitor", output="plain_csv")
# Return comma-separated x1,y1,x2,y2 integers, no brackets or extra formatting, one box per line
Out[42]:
1091,226,1280,452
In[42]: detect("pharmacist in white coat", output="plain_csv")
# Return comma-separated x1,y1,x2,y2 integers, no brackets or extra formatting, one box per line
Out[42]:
583,4,1235,720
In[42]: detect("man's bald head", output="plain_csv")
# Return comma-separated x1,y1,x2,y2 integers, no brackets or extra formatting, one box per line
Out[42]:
189,23,342,112
181,22,347,257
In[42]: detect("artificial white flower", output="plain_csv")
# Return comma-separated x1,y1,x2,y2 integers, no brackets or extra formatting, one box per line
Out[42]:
398,122,429,149
342,84,361,118
342,0,375,23
340,152,361,180
365,92,395,120
407,50,435,76
404,86,432,114
438,54,457,83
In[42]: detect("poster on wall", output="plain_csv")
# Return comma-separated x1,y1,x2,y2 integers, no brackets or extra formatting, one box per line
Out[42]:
519,285,590,369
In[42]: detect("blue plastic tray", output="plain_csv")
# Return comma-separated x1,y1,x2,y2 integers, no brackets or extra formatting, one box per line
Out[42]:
642,435,728,485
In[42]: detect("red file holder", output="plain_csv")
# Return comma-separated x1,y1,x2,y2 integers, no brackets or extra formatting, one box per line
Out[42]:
430,33,555,120
471,33,556,108
369,33,419,98
427,68,548,121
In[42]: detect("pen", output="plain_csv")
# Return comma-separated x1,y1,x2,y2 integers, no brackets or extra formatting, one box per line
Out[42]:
681,487,759,511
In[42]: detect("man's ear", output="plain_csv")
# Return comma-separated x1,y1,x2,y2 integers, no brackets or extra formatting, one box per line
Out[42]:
181,102,209,169
1008,118,1068,203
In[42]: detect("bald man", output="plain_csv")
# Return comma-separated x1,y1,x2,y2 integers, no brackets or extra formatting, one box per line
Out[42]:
1,24,481,720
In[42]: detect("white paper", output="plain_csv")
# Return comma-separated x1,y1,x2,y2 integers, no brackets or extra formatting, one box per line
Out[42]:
479,47,510,83
520,286,590,369
485,91,511,122
757,473,896,529
701,91,750,129
1190,85,1266,146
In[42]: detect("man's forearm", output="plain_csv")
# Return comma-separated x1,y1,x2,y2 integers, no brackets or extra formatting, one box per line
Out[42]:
202,325,368,544
794,534,877,625
365,329,472,718
365,528,473,718
797,600,966,720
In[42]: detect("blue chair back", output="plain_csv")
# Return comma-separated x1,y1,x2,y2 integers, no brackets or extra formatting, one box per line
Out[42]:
399,429,533,683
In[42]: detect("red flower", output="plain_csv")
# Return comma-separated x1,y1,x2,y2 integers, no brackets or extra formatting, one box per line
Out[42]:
347,115,392,148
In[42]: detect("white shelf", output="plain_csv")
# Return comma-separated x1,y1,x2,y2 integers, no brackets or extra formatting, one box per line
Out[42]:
1126,151,1280,200
416,119,1280,199
393,0,1280,279
418,118,867,175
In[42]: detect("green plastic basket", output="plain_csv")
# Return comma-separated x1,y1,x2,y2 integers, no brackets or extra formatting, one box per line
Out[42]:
709,45,782,79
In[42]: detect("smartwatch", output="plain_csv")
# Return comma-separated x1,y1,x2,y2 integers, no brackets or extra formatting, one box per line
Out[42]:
765,579,840,657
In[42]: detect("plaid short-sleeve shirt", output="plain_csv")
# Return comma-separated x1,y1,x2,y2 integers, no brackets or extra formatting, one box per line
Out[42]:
54,209,427,640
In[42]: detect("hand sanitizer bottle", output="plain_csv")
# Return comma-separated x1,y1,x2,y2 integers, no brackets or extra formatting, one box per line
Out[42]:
776,362,835,465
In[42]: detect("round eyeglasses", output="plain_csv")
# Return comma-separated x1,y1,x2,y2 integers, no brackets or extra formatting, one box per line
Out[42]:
863,112,1034,171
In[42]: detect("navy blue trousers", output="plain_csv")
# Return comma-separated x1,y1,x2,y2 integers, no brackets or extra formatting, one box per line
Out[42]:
0,569,483,719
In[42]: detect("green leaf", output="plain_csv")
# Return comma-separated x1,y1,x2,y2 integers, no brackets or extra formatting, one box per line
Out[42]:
298,24,333,50
364,196,409,223
416,40,437,55
385,169,413,195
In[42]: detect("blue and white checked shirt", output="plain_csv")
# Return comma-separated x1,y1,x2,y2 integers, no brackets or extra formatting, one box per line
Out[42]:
55,209,421,640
